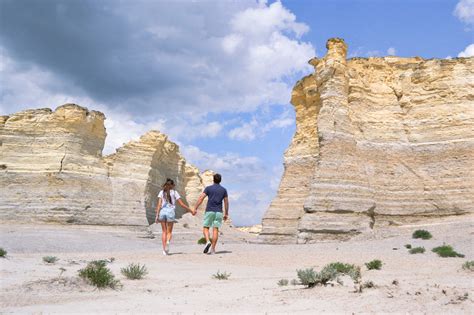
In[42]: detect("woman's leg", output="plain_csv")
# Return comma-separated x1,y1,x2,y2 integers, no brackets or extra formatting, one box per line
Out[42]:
161,221,168,251
166,222,174,243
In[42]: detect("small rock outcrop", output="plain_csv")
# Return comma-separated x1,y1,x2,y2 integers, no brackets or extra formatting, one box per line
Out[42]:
0,104,206,225
260,38,474,243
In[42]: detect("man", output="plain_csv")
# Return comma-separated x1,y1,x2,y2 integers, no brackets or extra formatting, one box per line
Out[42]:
194,173,229,255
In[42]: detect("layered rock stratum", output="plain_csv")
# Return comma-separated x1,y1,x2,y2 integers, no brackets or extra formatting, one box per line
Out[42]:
260,38,474,243
0,104,205,225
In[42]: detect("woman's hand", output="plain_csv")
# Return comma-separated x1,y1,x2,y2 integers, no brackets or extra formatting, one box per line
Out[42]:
155,212,160,223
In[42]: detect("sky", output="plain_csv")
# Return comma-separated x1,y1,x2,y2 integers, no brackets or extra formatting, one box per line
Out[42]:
1,0,473,226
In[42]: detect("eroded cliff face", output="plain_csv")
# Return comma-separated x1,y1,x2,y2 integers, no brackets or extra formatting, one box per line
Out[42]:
260,38,474,243
0,104,206,225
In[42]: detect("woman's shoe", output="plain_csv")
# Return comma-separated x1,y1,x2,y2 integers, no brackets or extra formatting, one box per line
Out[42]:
162,250,168,256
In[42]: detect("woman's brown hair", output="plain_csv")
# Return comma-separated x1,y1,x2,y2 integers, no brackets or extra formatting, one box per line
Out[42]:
162,178,174,205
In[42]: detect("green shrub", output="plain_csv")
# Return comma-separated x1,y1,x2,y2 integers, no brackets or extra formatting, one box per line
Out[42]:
197,237,212,245
409,247,425,254
296,268,319,287
43,256,58,264
404,244,412,249
365,259,382,270
462,261,474,271
325,262,361,280
412,230,432,240
290,279,299,285
277,279,288,286
121,263,148,280
212,270,230,280
78,260,121,289
432,245,465,258
296,263,361,288
0,248,6,258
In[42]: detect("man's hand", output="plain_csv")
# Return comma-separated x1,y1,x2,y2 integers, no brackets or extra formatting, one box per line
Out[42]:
192,209,197,216
223,214,228,221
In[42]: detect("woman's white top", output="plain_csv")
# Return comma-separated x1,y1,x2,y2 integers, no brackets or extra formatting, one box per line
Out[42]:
158,189,181,211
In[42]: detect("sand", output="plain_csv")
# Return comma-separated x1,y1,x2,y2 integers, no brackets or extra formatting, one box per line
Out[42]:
1,217,473,314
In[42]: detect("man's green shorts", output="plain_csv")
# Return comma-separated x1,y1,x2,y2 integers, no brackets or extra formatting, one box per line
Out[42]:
203,211,223,229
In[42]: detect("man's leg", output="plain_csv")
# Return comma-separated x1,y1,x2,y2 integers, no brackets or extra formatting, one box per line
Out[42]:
211,227,219,252
203,227,210,242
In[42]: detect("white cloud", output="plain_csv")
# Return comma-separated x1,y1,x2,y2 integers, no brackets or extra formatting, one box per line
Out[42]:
387,47,397,55
228,109,295,141
458,43,474,57
454,0,474,25
182,145,264,181
230,1,309,39
228,120,258,141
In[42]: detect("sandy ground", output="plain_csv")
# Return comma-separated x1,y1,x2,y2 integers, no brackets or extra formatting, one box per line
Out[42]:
0,217,473,314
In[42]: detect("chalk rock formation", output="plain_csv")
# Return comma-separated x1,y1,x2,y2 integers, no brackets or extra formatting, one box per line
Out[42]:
260,38,474,243
0,104,205,225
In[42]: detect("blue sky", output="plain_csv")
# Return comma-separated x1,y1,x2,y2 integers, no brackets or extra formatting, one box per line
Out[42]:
1,0,473,226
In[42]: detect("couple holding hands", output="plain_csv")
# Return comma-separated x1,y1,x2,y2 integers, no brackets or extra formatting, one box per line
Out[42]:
155,174,229,256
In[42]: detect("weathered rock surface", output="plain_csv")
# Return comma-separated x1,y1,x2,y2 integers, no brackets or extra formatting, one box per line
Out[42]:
0,104,206,225
260,38,474,243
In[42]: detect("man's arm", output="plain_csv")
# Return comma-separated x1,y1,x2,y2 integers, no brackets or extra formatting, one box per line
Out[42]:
193,192,207,214
223,196,229,221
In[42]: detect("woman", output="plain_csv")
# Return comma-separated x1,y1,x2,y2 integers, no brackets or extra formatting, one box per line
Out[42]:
155,178,194,256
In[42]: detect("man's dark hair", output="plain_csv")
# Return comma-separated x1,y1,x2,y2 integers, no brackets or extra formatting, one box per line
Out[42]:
213,173,222,184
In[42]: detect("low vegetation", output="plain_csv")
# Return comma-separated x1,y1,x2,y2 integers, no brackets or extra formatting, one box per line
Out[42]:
409,247,425,254
197,237,212,245
121,263,148,280
432,245,465,258
296,262,361,288
404,244,412,249
290,279,299,285
365,259,382,270
412,229,432,240
277,279,289,286
43,256,59,264
212,270,231,280
78,260,121,289
0,248,7,258
462,261,474,271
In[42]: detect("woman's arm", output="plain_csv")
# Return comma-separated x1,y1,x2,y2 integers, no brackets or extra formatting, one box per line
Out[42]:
155,198,162,222
177,198,193,213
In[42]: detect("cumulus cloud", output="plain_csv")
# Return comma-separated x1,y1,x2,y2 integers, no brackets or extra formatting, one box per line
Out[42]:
0,0,314,117
458,43,474,57
454,0,474,25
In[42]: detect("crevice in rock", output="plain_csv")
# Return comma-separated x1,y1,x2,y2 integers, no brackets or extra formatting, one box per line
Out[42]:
59,154,66,172
365,205,376,229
